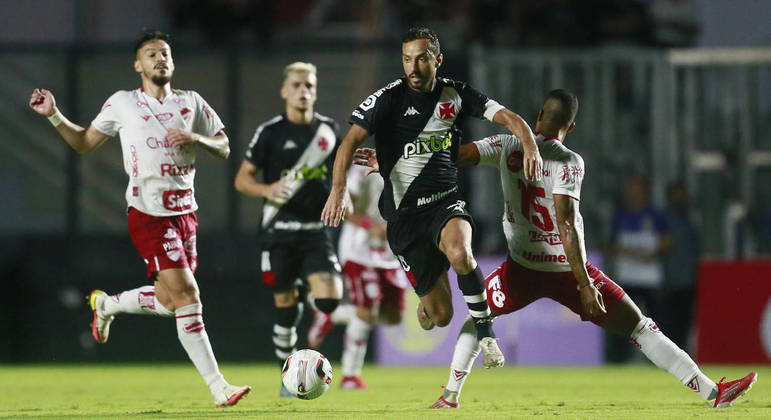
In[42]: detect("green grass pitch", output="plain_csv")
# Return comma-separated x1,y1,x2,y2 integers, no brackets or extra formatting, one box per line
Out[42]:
0,363,767,419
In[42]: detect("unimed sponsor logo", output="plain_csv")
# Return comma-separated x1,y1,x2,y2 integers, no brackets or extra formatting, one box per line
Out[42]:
163,189,194,211
521,250,567,263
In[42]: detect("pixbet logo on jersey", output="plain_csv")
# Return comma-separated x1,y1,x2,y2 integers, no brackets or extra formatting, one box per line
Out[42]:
163,189,194,211
403,132,452,159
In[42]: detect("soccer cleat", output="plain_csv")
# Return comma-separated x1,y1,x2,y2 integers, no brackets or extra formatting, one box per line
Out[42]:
340,376,369,390
713,372,758,408
416,301,435,330
88,289,114,343
279,382,296,398
480,337,505,368
307,309,333,349
429,395,458,409
214,384,251,407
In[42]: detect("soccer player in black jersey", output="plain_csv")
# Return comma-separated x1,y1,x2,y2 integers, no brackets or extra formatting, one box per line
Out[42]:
322,27,543,368
235,62,344,396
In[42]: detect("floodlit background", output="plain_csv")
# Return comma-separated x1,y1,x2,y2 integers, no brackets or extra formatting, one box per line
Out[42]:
0,0,769,366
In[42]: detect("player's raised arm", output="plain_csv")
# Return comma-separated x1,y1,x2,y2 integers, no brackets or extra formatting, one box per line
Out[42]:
492,108,542,181
554,194,606,318
29,88,109,154
321,124,369,226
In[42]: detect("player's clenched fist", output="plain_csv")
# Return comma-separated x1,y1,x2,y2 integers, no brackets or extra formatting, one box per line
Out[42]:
29,89,56,117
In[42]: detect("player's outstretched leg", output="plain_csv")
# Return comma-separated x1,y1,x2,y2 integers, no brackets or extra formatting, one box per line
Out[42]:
88,285,174,343
274,304,300,398
430,316,479,408
604,294,757,407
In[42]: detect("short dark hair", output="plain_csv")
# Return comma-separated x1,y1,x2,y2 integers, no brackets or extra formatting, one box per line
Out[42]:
402,27,441,57
542,89,579,128
134,29,171,54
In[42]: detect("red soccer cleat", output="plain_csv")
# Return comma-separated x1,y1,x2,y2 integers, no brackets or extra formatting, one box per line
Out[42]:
307,310,333,349
340,376,369,390
713,372,758,408
429,395,458,409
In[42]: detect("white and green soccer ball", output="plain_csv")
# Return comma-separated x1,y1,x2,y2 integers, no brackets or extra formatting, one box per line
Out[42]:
281,349,333,400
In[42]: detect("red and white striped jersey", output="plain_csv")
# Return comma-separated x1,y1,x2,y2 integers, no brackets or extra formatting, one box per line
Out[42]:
91,88,224,216
474,133,585,272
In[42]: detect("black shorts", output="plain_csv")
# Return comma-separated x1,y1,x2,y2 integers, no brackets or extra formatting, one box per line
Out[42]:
260,230,341,292
387,194,474,297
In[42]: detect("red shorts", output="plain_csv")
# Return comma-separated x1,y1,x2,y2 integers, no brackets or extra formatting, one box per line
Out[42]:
485,256,626,325
343,261,406,311
127,207,198,278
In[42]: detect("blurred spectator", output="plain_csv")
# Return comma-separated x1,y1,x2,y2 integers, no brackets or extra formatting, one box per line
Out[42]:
605,174,672,362
661,181,699,352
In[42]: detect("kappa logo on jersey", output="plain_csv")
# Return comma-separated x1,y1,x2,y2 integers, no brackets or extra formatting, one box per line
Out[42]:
507,151,524,172
162,189,194,211
283,140,297,150
438,102,456,120
403,132,452,159
446,200,466,213
403,106,420,116
529,231,563,245
487,271,506,308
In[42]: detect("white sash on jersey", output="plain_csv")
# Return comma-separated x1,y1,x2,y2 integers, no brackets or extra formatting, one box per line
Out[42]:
262,122,337,228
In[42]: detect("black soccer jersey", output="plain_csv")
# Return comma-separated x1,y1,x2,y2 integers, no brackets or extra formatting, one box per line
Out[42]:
349,77,503,221
245,112,339,237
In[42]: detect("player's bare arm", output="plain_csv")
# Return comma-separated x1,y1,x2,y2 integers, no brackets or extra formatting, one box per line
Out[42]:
321,124,369,226
493,108,542,181
166,128,229,159
554,193,605,318
234,159,290,203
29,88,110,153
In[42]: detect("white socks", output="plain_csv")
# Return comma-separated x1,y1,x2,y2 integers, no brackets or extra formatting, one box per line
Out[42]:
102,286,173,317
444,318,480,402
631,317,717,400
342,316,371,377
331,304,356,325
175,303,226,394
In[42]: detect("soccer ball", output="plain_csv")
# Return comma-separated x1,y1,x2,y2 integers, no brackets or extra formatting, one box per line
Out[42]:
281,349,333,400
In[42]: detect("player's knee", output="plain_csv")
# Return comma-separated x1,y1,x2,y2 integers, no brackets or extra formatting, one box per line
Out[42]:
314,298,340,314
444,245,474,273
430,306,453,327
